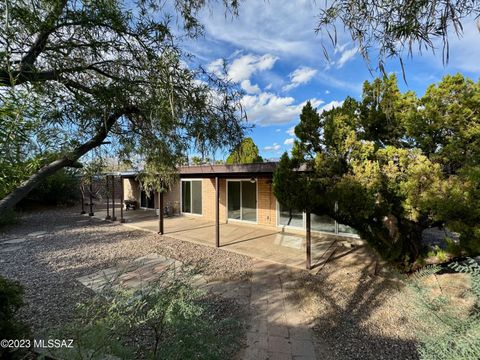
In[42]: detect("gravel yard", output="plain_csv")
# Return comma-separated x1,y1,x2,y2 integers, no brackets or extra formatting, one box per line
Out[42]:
1,207,472,359
0,207,253,335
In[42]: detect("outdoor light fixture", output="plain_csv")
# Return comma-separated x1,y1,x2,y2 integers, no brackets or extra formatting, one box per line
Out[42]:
250,177,256,183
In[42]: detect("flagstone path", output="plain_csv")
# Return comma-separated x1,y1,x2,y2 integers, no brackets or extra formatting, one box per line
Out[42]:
77,253,319,360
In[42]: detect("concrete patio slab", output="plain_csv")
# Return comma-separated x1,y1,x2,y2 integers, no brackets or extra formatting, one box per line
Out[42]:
92,206,340,270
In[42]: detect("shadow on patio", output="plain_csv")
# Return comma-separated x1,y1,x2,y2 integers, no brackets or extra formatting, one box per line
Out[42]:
92,205,339,269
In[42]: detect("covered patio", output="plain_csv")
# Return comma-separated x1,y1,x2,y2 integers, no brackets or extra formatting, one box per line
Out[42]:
92,206,339,269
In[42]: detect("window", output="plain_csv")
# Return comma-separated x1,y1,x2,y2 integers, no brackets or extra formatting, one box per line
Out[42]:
277,202,358,236
181,180,202,215
278,203,303,228
227,180,257,222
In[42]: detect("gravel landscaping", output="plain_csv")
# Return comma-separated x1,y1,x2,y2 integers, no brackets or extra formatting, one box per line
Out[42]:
0,207,253,335
1,207,472,359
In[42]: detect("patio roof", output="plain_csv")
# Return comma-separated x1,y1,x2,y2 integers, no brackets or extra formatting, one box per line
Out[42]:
104,161,310,179
178,162,278,178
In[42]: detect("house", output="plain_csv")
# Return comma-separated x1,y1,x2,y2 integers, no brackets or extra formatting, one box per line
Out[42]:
120,162,358,238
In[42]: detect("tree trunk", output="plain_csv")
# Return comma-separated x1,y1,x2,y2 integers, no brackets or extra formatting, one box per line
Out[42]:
0,108,131,218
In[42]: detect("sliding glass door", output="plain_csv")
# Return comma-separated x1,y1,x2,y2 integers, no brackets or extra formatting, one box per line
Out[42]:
277,201,357,236
227,180,257,222
140,190,155,209
181,180,202,215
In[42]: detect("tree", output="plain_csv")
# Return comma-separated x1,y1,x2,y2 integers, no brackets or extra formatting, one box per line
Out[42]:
190,156,211,165
273,74,480,267
315,0,480,74
0,0,245,218
226,137,263,164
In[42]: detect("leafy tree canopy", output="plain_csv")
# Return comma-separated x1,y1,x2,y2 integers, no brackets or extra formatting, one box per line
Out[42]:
274,74,480,267
0,0,246,217
226,137,263,164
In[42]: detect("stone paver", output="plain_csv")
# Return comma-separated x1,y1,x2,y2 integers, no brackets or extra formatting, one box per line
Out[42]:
0,245,23,253
2,238,27,244
76,252,318,359
77,253,190,292
242,260,318,360
26,231,48,237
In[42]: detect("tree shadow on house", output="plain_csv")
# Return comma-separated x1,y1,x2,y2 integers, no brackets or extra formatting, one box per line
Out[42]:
284,246,419,360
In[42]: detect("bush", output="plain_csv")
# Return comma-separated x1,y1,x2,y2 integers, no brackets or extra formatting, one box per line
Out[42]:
409,259,480,360
0,276,30,359
24,169,80,206
54,271,244,359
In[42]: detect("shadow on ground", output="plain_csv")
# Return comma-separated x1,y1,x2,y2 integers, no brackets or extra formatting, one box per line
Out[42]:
283,246,419,359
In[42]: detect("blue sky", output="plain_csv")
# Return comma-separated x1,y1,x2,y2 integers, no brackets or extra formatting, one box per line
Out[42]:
183,0,480,161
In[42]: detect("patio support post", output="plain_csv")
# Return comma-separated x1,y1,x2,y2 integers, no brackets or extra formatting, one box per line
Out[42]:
158,179,164,235
215,176,220,247
120,175,125,223
80,183,86,214
88,176,94,216
105,175,111,220
111,175,117,221
306,210,311,270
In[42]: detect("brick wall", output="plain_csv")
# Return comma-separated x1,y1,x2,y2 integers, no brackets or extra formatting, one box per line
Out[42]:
257,177,277,227
123,178,139,203
124,176,278,227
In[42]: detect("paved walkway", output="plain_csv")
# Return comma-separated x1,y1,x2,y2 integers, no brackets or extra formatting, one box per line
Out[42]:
77,254,319,359
242,260,317,360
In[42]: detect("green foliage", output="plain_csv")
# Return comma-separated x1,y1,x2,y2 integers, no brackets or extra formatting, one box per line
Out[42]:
191,156,211,165
0,0,246,213
0,90,44,200
426,246,449,263
409,259,480,360
0,276,30,359
55,273,243,359
23,169,80,206
274,74,480,266
226,137,263,164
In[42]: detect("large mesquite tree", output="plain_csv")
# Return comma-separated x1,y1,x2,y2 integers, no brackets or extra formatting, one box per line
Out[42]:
0,0,245,217
273,74,480,266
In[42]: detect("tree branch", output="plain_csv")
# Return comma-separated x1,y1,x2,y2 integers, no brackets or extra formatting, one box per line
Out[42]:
0,105,138,217
19,0,68,70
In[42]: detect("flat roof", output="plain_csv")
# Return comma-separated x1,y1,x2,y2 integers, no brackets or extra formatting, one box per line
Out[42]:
102,161,309,179
178,162,278,178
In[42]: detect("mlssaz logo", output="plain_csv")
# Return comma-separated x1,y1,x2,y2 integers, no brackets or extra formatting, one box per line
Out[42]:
34,339,74,348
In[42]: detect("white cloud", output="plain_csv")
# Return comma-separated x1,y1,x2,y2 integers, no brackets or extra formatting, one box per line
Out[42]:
336,47,357,68
283,66,318,91
240,79,261,94
325,90,330,94
286,126,295,136
228,53,278,82
207,58,224,76
319,100,344,113
242,93,323,125
264,143,281,151
284,138,295,145
199,1,321,59
275,128,281,132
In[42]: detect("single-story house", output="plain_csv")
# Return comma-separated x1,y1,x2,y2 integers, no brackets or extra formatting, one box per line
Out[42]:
119,162,358,238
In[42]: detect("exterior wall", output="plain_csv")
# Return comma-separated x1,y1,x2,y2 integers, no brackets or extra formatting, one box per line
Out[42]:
190,177,276,227
125,176,278,227
201,178,216,220
123,178,140,203
257,177,276,227
163,181,180,214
